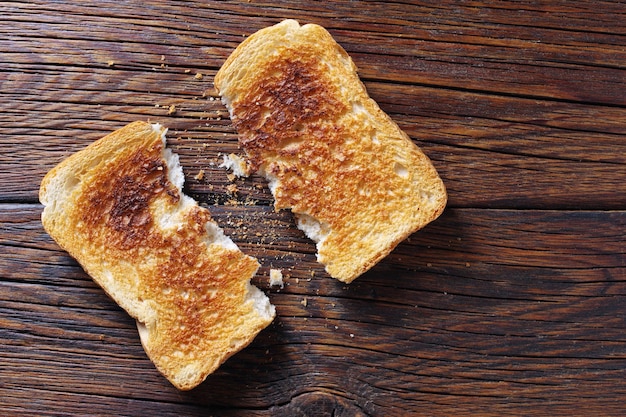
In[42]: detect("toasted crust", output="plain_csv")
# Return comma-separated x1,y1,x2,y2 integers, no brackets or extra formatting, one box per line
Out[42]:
39,121,275,390
215,20,447,282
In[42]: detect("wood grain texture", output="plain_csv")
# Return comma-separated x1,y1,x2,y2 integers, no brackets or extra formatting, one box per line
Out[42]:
1,1,625,415
1,204,625,415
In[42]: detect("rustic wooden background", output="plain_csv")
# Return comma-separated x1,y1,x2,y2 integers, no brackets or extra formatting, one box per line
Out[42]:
1,1,625,415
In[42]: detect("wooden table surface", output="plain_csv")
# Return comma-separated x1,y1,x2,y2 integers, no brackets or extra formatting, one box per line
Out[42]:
1,1,625,415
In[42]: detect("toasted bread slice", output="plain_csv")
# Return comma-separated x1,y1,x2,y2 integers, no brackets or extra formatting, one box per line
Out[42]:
39,121,275,390
215,20,447,283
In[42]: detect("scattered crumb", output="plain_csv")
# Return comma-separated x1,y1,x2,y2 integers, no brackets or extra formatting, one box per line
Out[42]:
184,69,191,73
225,198,240,206
243,196,258,206
167,104,177,115
226,183,239,195
269,269,284,288
160,55,165,61
195,72,204,80
194,169,205,181
107,60,115,67
350,333,354,338
465,262,471,267
301,297,308,307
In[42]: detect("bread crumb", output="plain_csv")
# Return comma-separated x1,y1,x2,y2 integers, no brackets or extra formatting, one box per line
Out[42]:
350,333,354,338
167,104,177,115
107,60,115,67
269,269,284,288
195,72,204,80
226,183,238,195
244,196,258,206
301,297,308,307
225,198,240,206
194,170,205,181
184,69,191,73
465,262,471,267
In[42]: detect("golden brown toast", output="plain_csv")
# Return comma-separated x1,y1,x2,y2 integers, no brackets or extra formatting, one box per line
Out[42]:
215,20,447,283
39,121,275,390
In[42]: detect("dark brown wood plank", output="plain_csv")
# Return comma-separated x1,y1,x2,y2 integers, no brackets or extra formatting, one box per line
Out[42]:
4,0,625,103
1,204,624,415
2,1,626,415
1,69,624,208
1,1,625,208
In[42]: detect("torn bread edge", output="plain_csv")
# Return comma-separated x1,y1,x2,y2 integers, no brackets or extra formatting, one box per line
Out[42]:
39,122,276,390
215,20,446,283
138,124,276,375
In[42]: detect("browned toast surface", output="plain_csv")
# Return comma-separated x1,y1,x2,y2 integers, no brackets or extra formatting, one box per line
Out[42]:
40,121,275,390
215,20,447,282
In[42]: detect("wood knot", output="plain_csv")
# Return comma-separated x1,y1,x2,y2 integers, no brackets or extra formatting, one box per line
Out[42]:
275,391,368,417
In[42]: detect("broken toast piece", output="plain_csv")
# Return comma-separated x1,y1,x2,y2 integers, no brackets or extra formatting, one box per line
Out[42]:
39,121,275,390
215,20,447,283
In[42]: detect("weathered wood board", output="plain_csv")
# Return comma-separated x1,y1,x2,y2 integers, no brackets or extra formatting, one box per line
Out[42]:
1,1,624,415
